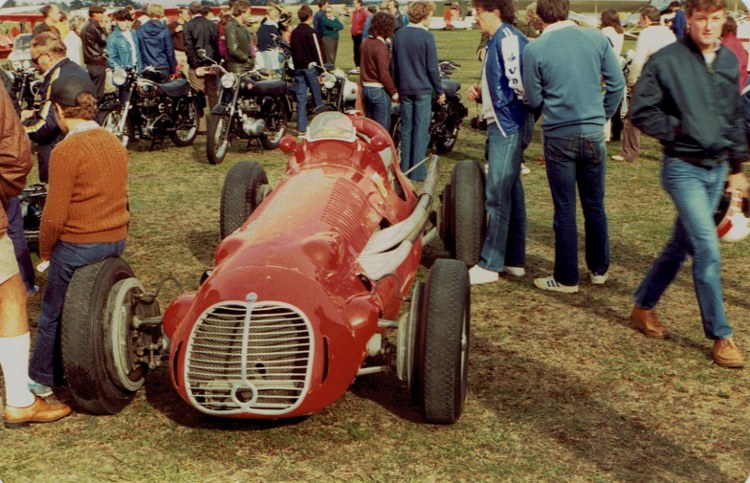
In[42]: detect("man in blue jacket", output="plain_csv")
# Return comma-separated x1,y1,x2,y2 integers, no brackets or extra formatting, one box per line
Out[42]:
629,0,747,368
466,0,528,285
137,4,177,82
522,0,624,293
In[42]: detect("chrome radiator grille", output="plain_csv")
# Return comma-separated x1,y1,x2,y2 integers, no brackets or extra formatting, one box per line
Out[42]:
185,300,313,415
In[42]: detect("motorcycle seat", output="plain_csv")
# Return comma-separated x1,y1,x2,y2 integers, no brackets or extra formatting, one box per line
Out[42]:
157,79,191,98
251,79,286,96
441,79,460,96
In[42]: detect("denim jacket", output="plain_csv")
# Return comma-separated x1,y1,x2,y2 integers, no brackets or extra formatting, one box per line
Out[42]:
107,28,142,72
484,23,528,136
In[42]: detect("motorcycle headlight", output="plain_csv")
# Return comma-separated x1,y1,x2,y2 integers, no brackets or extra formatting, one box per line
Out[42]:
21,59,32,70
221,73,238,89
112,68,127,86
323,72,336,90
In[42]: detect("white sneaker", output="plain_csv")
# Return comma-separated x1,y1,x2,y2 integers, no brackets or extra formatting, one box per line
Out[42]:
590,271,609,285
521,163,530,175
469,265,499,285
504,266,525,277
533,276,579,293
612,155,625,161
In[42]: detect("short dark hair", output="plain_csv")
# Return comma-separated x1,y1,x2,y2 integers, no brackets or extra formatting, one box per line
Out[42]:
58,92,98,121
40,5,54,19
299,5,313,21
189,2,202,15
685,0,726,15
639,5,661,23
369,11,396,38
114,9,131,22
232,0,250,17
722,15,736,35
536,0,568,24
472,0,517,24
600,9,622,33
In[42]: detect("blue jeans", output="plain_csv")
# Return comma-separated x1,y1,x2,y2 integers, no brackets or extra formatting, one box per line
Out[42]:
30,240,126,386
479,125,526,271
5,197,35,292
293,68,323,134
363,86,391,131
543,133,609,285
399,94,431,182
633,157,731,340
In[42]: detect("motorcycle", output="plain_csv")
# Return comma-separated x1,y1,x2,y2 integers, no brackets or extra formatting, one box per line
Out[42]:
200,50,292,165
390,60,468,154
2,62,41,115
99,66,201,150
19,183,46,251
314,64,359,114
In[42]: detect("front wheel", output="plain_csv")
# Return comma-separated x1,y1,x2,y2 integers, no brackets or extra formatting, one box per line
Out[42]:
170,99,200,147
445,160,486,266
101,109,134,149
433,122,459,154
61,258,158,415
220,161,270,239
206,112,232,165
260,101,289,150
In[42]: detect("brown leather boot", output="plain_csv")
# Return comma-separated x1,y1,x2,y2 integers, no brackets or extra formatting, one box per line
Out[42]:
712,338,745,369
629,306,669,339
4,397,72,429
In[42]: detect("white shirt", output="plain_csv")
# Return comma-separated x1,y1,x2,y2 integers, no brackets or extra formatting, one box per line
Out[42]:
64,31,84,66
629,24,676,84
601,26,624,56
122,29,138,67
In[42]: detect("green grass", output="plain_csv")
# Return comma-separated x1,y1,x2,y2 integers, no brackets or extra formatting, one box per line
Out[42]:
2,26,750,482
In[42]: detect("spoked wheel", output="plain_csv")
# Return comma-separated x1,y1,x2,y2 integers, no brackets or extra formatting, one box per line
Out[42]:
206,113,232,165
413,259,470,424
260,102,289,150
170,99,200,147
61,257,161,415
101,110,134,149
220,161,271,239
444,160,486,266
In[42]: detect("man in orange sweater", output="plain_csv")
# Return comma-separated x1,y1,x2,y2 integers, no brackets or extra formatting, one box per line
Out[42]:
28,76,130,396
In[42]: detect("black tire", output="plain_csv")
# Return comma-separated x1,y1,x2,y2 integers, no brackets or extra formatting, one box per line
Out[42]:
417,259,470,424
220,161,269,239
101,109,134,149
61,257,139,415
206,112,232,165
433,124,459,154
260,101,289,150
440,181,455,253
449,160,486,266
170,99,199,147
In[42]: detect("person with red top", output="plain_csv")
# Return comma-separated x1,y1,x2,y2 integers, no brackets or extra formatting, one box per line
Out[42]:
721,16,748,91
360,12,398,130
28,76,130,397
350,0,369,69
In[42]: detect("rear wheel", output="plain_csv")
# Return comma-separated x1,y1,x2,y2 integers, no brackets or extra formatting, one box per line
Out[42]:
416,259,470,424
170,99,199,147
260,101,289,150
206,113,232,165
101,109,134,149
61,258,159,415
220,161,270,239
446,160,486,266
433,122,459,154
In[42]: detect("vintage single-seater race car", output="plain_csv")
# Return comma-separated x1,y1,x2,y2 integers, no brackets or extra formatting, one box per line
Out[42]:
58,113,487,424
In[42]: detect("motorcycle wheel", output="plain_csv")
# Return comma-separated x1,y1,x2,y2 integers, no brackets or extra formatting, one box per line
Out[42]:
389,115,402,162
260,102,289,150
101,110,134,149
206,113,232,165
433,123,459,154
170,99,199,147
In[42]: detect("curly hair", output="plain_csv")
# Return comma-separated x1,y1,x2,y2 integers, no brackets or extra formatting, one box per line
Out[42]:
408,1,434,23
59,92,98,121
369,11,396,38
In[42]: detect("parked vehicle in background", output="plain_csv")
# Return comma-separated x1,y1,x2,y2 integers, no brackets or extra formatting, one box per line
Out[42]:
99,66,201,150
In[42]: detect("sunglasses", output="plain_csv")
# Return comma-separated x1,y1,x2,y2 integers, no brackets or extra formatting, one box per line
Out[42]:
32,52,47,65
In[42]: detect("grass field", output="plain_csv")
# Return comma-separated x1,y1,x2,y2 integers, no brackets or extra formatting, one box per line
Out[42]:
2,25,750,482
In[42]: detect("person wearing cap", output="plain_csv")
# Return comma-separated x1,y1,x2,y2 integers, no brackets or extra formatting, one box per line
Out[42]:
28,75,130,397
81,5,109,100
1,81,72,429
22,32,91,184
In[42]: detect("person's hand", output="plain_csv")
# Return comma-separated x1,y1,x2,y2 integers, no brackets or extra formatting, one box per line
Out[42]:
437,93,446,105
391,93,399,103
727,172,749,198
467,84,480,102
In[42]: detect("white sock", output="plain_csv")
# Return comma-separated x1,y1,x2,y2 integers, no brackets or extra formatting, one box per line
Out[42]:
0,332,36,408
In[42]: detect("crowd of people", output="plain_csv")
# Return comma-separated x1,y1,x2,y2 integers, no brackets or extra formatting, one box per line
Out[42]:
1,0,749,431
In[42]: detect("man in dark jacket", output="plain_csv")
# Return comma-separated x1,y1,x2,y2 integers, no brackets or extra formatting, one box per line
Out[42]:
32,5,62,38
225,0,255,74
290,5,324,135
184,1,220,109
22,32,91,183
629,0,748,368
137,4,177,82
80,5,108,100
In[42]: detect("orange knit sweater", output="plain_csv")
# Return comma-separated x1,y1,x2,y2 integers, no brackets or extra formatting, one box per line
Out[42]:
40,127,130,260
